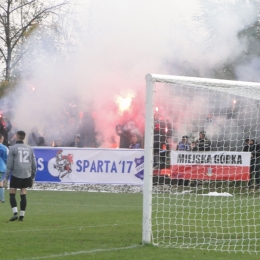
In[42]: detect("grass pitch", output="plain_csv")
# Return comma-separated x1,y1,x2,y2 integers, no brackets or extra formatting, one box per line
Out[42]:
0,188,260,260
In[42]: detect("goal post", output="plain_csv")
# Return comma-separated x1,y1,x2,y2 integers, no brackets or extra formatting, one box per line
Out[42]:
142,74,154,243
142,73,260,253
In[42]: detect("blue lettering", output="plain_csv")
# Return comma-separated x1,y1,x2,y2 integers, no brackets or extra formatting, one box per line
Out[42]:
97,160,103,172
90,161,96,172
121,161,125,173
83,160,89,172
76,160,82,172
111,161,117,173
104,160,110,172
76,160,126,173
127,161,133,173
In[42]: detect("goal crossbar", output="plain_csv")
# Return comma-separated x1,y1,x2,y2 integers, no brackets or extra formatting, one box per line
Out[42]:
146,74,260,100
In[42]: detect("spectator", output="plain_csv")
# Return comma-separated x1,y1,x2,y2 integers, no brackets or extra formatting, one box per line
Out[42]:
53,137,63,147
153,113,168,169
8,122,18,146
38,137,47,146
0,134,8,203
176,135,191,151
57,124,71,147
243,137,260,189
27,126,41,146
190,141,199,186
129,134,141,149
31,132,48,147
29,134,47,147
78,111,96,147
0,115,12,147
42,127,54,147
195,130,211,151
191,141,198,151
176,135,190,186
115,124,131,148
70,134,84,148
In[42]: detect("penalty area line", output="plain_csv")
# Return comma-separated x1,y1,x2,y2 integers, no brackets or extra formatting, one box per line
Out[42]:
18,244,142,260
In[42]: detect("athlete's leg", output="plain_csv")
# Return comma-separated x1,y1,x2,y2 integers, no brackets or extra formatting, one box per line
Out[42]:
9,188,18,221
19,188,27,221
0,172,4,202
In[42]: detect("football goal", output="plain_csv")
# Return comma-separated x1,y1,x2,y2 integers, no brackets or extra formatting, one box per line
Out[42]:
143,74,260,253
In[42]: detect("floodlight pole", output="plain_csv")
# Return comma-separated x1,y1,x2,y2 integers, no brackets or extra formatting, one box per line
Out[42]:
142,74,154,244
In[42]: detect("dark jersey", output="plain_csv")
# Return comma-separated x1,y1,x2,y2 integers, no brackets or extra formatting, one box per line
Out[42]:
195,138,211,151
243,141,260,163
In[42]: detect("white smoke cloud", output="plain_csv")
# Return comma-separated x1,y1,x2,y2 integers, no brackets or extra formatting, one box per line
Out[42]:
2,0,260,148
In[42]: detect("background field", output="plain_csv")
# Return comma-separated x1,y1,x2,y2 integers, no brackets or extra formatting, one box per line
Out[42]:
0,189,260,260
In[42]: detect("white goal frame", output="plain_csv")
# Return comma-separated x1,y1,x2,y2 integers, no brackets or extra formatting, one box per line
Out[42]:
142,73,260,245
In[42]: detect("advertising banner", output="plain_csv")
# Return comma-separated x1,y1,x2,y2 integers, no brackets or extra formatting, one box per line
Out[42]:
170,151,251,181
34,148,144,184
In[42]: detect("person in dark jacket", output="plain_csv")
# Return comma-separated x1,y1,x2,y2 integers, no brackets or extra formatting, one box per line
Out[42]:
153,113,171,169
27,126,41,146
70,134,84,148
115,124,131,148
0,116,12,147
37,136,47,146
30,132,47,146
195,131,211,151
243,137,260,189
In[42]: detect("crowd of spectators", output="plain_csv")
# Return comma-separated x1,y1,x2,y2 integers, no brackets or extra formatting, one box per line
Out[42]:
1,102,144,149
0,103,97,148
25,109,97,148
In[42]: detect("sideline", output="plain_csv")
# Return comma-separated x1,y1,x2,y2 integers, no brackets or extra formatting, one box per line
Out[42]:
17,245,142,260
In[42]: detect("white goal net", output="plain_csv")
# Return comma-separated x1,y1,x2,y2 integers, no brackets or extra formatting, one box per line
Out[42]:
143,74,260,253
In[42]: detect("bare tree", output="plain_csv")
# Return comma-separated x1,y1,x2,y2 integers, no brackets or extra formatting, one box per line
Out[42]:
0,0,68,81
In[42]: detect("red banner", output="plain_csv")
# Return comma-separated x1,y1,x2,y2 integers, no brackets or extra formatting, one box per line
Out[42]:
170,165,249,181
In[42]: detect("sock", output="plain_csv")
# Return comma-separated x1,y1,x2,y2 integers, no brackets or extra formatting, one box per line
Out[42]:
19,210,25,220
20,194,27,211
0,187,4,202
10,194,17,213
12,207,18,215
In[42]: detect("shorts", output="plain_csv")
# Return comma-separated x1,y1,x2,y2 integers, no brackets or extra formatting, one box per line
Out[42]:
10,176,32,189
0,172,4,181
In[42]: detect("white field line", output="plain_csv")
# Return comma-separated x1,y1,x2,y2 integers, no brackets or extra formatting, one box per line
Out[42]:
1,222,141,233
28,202,142,208
17,244,142,260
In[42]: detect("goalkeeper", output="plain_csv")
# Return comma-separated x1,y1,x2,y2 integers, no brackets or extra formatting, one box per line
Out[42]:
3,130,37,221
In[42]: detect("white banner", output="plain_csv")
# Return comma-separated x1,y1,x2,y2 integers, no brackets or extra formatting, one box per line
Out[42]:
34,148,144,185
169,151,251,181
171,151,251,166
